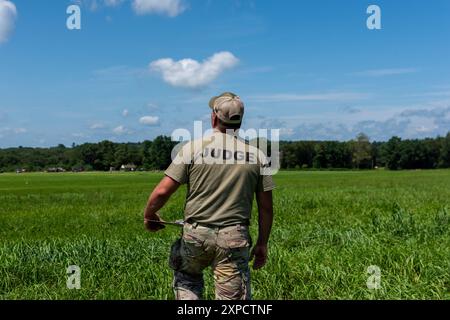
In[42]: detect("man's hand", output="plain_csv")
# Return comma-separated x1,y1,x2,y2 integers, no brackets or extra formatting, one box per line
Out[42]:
144,212,166,232
250,244,268,270
143,176,180,233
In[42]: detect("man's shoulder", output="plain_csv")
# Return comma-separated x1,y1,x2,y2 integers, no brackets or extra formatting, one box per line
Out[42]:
172,135,215,164
185,136,216,156
235,138,270,165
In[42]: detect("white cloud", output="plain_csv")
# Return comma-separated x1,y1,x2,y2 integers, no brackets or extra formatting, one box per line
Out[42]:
150,51,239,88
113,125,128,135
77,0,99,11
132,0,186,17
0,0,17,44
280,128,294,137
259,105,450,141
90,123,105,129
73,0,121,11
415,125,437,133
72,132,87,138
122,109,129,117
76,0,185,16
104,0,124,7
0,127,26,135
139,116,159,126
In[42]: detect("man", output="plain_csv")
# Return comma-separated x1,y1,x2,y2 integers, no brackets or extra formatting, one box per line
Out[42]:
143,92,275,300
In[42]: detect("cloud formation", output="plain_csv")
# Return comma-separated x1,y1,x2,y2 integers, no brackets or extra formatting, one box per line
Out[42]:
90,123,106,129
139,115,159,126
104,0,124,7
0,0,17,44
132,0,186,17
399,106,450,118
113,125,129,135
339,106,362,114
256,105,450,141
0,127,27,137
76,0,186,17
150,51,239,88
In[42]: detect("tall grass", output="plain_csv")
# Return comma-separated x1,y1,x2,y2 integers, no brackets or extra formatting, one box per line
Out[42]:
0,170,449,299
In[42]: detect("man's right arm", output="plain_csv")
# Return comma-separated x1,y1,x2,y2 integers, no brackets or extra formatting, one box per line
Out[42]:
251,190,273,270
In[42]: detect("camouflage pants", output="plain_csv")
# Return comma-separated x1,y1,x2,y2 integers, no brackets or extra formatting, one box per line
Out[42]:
169,222,252,300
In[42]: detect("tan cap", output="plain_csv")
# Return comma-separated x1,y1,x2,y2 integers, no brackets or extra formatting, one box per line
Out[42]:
209,92,244,125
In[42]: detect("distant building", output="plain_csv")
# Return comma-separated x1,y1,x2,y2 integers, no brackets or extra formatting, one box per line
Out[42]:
120,164,137,172
47,167,66,173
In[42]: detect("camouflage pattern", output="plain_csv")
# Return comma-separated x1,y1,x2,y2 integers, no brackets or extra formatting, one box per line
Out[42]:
169,222,252,300
208,92,244,125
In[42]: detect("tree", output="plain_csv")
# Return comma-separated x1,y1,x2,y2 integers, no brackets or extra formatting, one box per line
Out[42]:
97,140,116,169
113,144,130,169
350,133,373,169
147,136,176,170
313,143,327,168
439,132,450,168
141,140,153,170
280,143,298,169
381,136,402,170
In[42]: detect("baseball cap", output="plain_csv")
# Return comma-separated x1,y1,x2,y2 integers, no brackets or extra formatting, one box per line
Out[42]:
209,92,244,125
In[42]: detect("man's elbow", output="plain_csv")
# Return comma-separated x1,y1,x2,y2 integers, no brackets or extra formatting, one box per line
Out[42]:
153,186,171,199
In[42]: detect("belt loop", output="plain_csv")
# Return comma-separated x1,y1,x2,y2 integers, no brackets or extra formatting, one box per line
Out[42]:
192,222,199,229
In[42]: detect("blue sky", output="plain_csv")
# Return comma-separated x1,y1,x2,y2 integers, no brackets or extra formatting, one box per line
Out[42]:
0,0,450,147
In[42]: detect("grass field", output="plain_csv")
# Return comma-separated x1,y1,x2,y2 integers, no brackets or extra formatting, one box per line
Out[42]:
0,170,449,300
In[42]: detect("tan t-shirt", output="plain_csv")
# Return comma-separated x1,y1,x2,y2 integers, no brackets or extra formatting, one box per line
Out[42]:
165,130,275,227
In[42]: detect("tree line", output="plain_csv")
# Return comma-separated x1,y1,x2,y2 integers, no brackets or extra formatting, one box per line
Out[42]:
280,132,450,170
0,133,449,172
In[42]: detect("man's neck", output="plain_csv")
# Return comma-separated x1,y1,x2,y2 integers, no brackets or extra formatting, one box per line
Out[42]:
213,127,239,135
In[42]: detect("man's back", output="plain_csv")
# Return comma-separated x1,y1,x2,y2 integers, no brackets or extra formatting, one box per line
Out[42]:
165,130,274,227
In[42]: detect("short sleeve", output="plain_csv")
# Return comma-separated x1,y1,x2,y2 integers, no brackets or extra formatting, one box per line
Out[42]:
165,162,188,184
164,142,193,184
257,174,275,193
256,150,276,192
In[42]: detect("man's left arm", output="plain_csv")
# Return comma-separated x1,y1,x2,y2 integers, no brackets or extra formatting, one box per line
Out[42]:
144,176,181,232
